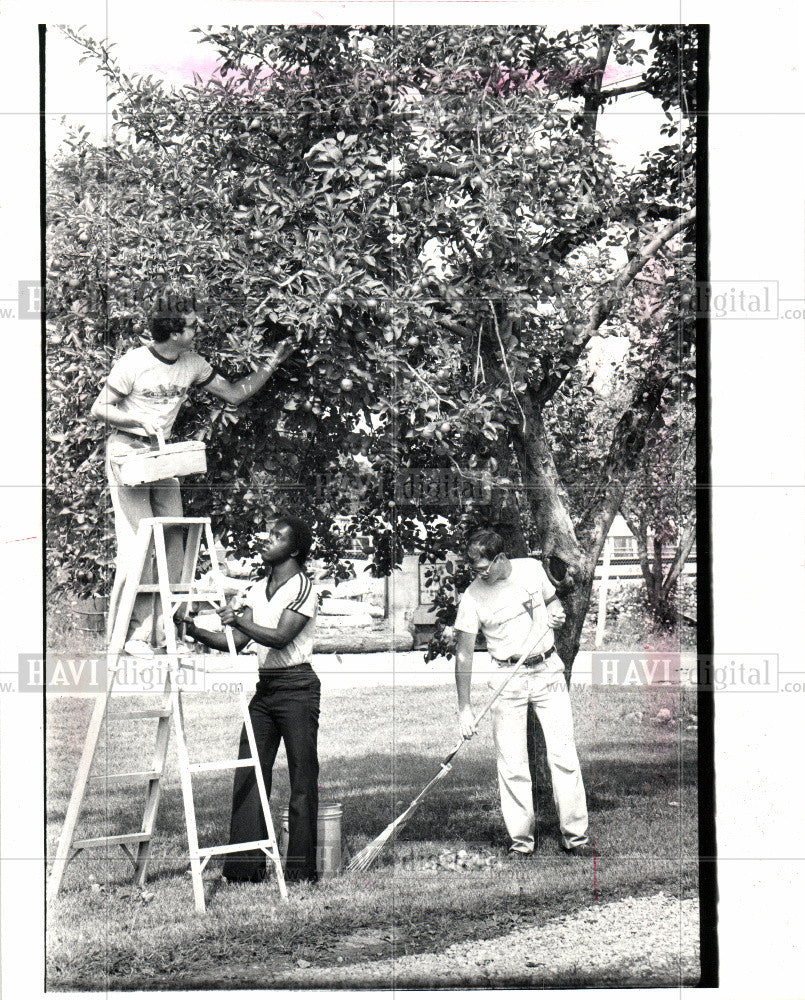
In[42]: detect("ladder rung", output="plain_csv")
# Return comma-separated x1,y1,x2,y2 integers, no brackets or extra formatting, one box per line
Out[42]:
72,832,149,849
189,758,256,773
199,840,276,858
134,585,222,597
110,709,172,721
89,770,163,783
144,517,211,524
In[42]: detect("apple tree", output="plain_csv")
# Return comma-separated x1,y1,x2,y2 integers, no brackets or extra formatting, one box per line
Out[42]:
47,24,699,671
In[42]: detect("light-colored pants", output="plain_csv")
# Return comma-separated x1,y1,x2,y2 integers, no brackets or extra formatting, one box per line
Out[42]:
105,432,185,644
490,652,589,852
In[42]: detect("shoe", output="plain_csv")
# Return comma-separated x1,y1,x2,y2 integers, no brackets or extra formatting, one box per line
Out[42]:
506,849,533,861
154,641,194,657
560,841,598,858
124,639,157,657
222,866,266,884
285,871,320,885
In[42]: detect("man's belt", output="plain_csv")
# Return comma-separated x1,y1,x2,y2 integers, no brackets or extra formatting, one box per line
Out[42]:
494,646,556,668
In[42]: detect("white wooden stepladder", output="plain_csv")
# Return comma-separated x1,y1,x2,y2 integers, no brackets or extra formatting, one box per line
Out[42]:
47,516,287,912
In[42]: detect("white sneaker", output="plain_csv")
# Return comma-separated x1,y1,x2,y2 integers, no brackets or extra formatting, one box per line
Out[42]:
123,639,156,657
156,641,195,658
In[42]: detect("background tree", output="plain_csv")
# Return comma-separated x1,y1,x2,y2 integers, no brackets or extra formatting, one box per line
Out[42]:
620,399,696,626
47,24,699,672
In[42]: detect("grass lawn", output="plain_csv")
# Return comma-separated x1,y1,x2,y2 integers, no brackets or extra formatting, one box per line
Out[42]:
46,663,699,990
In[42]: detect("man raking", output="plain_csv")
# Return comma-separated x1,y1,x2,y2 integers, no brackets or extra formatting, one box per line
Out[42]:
454,528,595,859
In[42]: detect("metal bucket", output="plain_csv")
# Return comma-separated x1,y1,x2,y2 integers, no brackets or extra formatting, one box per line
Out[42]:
279,800,343,876
72,596,108,634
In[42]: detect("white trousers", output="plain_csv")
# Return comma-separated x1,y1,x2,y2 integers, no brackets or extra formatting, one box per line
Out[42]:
490,653,589,852
105,432,185,644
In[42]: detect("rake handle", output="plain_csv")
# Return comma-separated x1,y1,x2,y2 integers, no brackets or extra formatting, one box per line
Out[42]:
441,624,553,768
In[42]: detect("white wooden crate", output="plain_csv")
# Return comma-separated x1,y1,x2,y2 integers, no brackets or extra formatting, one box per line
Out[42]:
117,439,207,485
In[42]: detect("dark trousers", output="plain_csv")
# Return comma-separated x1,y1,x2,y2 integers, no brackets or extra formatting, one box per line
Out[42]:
222,665,321,883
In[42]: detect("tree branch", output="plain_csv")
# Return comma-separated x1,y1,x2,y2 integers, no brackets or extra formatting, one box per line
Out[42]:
575,372,668,565
600,82,649,100
398,162,463,183
533,207,696,406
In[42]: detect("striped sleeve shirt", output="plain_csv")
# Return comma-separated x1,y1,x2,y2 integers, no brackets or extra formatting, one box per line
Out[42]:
243,571,318,669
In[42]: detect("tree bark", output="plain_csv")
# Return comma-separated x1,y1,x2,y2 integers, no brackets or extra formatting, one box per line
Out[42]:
652,535,665,604
621,508,655,595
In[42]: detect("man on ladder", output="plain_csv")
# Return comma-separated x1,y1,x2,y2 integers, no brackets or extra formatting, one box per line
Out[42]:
90,288,298,655
177,516,321,885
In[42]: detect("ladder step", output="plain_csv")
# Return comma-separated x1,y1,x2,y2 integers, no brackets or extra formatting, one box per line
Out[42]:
199,840,276,858
189,758,256,773
110,709,172,721
72,832,149,849
88,770,163,783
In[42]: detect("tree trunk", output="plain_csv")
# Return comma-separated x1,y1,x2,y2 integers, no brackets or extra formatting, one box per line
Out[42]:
581,31,615,140
663,519,696,595
652,535,665,605
621,508,655,595
511,373,669,681
621,513,696,624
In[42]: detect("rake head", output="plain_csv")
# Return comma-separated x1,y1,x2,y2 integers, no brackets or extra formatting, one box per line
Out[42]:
345,814,407,872
345,840,388,873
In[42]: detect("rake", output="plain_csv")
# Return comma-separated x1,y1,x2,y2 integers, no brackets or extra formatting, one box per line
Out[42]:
346,625,553,872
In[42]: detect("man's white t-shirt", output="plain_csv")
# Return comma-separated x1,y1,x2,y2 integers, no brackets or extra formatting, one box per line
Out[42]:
454,557,558,661
243,572,318,669
106,345,215,438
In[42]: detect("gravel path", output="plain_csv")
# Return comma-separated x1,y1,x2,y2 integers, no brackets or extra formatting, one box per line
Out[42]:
283,891,699,988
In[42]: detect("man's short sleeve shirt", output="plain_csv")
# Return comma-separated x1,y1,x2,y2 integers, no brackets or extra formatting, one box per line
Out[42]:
106,345,215,438
454,558,557,661
243,572,318,669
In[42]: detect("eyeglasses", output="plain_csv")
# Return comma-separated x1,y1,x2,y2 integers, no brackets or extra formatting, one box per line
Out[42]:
469,553,502,577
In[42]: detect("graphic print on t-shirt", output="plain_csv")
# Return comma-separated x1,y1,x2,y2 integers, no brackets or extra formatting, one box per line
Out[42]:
106,346,214,438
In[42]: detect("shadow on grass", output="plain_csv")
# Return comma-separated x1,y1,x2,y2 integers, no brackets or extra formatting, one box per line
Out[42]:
46,682,698,895
46,698,700,991
49,739,697,892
